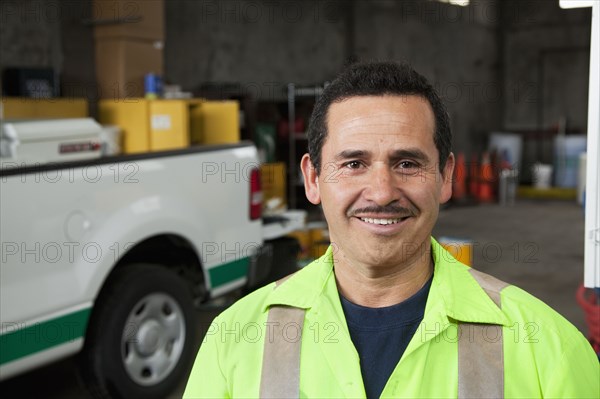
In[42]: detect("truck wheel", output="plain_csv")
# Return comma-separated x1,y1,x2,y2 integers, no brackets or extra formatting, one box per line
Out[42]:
80,264,198,399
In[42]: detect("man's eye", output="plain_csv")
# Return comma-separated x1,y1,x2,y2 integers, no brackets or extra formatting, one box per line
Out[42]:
398,161,418,169
344,161,362,169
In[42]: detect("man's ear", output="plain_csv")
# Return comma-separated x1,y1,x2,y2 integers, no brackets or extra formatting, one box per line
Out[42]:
439,152,455,204
301,154,321,205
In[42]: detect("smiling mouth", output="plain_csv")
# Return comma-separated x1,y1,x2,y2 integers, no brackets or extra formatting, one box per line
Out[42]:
358,217,409,225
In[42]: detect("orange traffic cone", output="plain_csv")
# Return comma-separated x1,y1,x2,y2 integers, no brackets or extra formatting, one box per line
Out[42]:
469,153,479,199
478,152,495,203
452,152,467,202
490,150,498,199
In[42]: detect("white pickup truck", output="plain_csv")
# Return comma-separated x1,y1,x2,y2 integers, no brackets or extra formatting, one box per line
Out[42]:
0,119,269,398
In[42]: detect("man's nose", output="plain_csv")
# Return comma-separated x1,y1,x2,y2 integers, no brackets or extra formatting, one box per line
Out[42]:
364,164,399,206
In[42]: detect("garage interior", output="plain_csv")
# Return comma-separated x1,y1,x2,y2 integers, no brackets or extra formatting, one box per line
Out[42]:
1,0,598,397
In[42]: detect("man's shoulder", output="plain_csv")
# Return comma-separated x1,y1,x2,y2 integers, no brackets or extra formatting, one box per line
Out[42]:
214,259,329,324
495,277,585,341
442,263,586,344
212,281,277,325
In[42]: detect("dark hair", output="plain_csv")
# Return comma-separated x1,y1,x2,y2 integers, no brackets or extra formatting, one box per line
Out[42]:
307,61,452,174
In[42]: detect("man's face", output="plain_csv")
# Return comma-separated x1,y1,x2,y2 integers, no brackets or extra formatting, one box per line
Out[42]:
301,95,454,270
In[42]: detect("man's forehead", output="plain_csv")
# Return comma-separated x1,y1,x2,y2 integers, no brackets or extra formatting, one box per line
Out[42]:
326,95,436,136
328,94,433,117
328,114,422,130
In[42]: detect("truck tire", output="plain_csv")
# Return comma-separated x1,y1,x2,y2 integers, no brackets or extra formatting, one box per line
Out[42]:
80,264,198,399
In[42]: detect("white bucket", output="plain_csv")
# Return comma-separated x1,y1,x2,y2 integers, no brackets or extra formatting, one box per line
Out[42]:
532,163,553,189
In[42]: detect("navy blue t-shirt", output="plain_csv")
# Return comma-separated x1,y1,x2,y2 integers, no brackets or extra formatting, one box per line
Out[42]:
340,276,432,399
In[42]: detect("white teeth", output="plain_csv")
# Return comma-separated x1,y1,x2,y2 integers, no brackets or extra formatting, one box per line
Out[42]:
360,217,403,225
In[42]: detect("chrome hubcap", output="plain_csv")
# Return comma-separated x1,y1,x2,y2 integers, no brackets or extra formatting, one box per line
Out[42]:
121,293,186,386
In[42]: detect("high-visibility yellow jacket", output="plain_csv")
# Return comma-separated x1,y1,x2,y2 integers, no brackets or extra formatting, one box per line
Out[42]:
184,238,600,398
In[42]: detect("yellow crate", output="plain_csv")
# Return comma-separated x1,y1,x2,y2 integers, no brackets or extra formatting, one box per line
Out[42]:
261,163,287,211
188,98,205,144
309,222,329,259
2,97,88,119
98,98,238,154
288,222,330,260
288,229,311,260
149,100,189,151
99,99,191,154
190,100,240,145
98,99,150,154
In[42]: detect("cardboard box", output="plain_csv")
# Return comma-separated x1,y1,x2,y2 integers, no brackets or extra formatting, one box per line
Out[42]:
2,97,88,119
95,38,163,99
93,0,164,40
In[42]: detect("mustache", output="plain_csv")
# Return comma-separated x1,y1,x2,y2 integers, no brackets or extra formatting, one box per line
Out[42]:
348,204,415,217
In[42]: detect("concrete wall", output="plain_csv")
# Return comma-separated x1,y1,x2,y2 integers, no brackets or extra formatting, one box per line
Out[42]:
164,0,504,154
0,0,64,85
353,0,501,155
0,0,97,111
165,0,348,101
59,0,97,102
501,0,591,132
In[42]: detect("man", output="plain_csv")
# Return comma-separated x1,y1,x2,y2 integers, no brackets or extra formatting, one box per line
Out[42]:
184,62,599,398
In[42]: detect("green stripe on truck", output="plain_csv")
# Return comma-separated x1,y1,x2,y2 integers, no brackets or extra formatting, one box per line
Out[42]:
0,258,249,365
209,257,250,287
0,308,91,365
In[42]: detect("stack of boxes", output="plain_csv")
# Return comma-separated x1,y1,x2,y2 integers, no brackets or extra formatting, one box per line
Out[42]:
99,98,241,154
94,0,164,99
94,0,172,153
93,1,241,154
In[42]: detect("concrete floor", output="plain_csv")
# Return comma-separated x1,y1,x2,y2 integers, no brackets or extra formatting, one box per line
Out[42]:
434,199,588,334
0,199,592,397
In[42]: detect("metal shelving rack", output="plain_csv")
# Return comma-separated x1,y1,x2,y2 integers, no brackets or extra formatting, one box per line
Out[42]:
287,83,324,209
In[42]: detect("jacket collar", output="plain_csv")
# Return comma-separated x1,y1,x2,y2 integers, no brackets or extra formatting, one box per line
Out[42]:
429,238,509,326
263,238,509,327
262,246,335,311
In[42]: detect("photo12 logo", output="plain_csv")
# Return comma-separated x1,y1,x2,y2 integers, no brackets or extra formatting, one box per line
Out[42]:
1,241,136,265
0,162,140,184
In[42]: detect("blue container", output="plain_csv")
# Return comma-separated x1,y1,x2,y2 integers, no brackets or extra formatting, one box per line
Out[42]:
144,73,162,98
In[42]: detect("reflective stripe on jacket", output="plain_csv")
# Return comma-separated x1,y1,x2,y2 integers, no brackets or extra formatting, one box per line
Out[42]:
184,238,600,398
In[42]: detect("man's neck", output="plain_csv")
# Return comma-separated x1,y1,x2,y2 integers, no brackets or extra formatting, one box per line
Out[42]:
333,246,434,308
